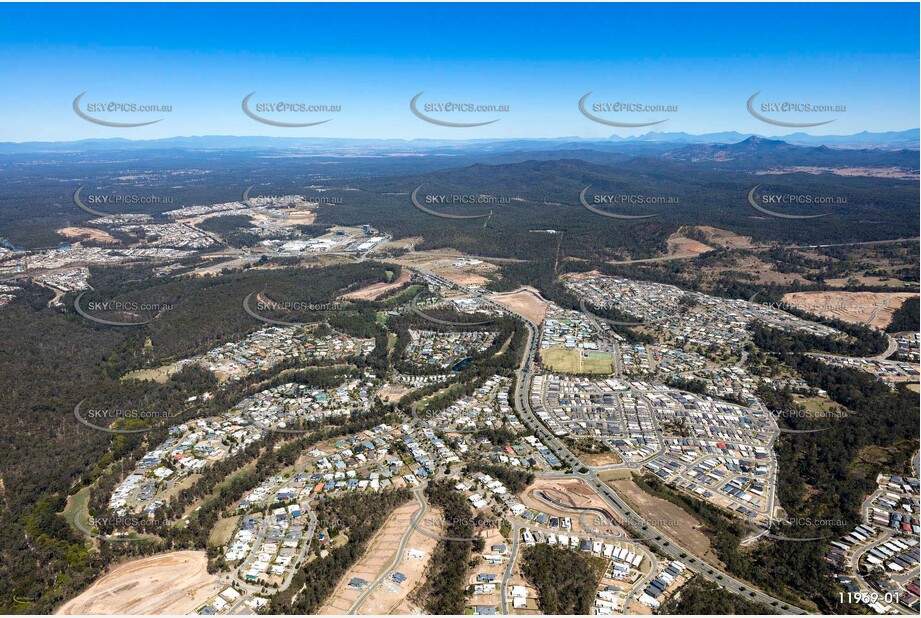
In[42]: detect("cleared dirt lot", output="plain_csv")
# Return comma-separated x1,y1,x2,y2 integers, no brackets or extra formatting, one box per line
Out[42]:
320,499,423,615
385,236,424,250
689,226,754,250
392,248,505,286
341,269,411,300
181,207,317,228
57,227,119,244
359,507,444,615
122,363,181,383
602,474,720,565
520,478,627,540
56,551,222,615
376,383,413,403
392,248,490,265
666,232,713,258
489,287,549,324
438,269,492,286
578,449,623,466
281,209,318,225
431,261,498,287
465,527,507,612
781,291,916,329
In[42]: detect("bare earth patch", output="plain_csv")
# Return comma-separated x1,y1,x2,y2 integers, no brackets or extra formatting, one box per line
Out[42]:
391,248,509,285
376,384,413,403
280,210,318,226
489,287,549,324
604,474,721,566
579,450,624,466
431,260,499,287
359,507,443,615
666,232,713,258
464,526,508,612
520,478,628,541
181,207,317,229
319,499,420,615
781,291,917,329
341,270,411,300
56,551,222,615
435,269,491,286
391,247,479,266
385,236,424,250
691,226,754,250
57,227,118,244
121,364,181,383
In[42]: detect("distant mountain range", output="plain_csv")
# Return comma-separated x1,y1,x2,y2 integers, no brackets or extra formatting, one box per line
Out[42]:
0,129,917,154
609,129,920,149
661,136,919,170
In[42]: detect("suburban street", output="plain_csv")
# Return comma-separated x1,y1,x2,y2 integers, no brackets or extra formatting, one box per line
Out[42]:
412,266,809,614
348,488,429,615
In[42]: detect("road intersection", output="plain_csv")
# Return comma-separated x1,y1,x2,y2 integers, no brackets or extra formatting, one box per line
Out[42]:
412,265,808,614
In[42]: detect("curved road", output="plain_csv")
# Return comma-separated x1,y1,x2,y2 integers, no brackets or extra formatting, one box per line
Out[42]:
499,521,522,614
348,488,428,615
412,266,809,614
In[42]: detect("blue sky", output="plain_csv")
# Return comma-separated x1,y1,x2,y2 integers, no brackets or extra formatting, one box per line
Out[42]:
0,2,918,142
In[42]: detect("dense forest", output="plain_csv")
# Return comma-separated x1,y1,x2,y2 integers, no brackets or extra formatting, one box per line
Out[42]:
333,156,918,260
4,143,916,257
658,576,777,615
0,261,399,614
749,316,887,357
77,260,394,369
887,296,919,333
521,544,606,614
413,481,476,614
195,214,262,247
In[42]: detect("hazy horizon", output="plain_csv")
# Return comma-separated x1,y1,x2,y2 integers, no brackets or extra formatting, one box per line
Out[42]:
2,128,919,147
